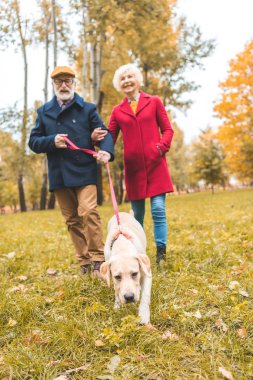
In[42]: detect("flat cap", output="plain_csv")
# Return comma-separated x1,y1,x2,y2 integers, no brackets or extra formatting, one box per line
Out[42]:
50,66,75,79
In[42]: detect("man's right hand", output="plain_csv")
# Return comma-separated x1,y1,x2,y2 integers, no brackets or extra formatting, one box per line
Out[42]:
55,134,68,148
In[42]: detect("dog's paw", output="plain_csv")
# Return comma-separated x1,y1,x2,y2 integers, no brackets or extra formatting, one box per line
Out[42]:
138,310,150,325
114,301,120,309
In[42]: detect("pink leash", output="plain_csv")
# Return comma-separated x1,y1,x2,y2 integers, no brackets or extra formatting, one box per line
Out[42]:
63,136,120,226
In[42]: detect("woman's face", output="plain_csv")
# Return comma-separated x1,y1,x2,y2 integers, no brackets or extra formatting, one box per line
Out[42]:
119,70,140,96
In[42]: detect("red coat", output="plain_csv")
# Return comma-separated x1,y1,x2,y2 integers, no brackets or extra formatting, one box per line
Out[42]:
108,91,174,200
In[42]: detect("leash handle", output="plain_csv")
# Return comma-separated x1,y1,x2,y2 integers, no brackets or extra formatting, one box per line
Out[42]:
62,136,120,226
63,136,98,156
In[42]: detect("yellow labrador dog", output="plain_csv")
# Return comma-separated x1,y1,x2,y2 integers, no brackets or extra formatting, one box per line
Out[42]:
100,212,152,324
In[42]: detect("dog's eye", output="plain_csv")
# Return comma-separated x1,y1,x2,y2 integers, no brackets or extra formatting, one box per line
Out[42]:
114,275,121,281
131,272,138,278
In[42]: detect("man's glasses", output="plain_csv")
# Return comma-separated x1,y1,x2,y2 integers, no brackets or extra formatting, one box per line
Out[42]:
53,78,74,86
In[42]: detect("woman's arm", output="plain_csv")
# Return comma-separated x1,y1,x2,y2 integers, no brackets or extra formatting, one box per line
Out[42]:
155,97,174,155
108,108,120,144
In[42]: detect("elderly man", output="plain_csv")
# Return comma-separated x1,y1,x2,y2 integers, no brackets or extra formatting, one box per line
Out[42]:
28,66,114,277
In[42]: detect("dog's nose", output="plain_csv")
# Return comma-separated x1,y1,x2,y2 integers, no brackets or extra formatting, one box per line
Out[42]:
124,293,135,303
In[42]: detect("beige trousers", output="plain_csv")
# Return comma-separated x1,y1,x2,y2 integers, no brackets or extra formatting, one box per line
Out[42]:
54,185,104,266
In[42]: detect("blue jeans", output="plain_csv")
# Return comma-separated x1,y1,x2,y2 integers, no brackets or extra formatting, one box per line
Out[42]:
131,194,167,247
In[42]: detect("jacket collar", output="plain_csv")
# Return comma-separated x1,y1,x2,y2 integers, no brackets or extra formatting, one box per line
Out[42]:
119,91,151,117
44,93,84,117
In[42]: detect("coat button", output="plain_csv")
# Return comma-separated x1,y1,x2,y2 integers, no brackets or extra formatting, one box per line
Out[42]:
72,119,76,123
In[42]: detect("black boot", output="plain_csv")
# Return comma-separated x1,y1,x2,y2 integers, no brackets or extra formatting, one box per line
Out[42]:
156,245,166,265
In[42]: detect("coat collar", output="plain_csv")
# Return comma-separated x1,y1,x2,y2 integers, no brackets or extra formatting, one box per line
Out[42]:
44,93,84,117
119,91,151,117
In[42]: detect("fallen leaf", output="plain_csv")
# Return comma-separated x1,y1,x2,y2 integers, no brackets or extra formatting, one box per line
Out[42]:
44,297,54,304
161,329,179,340
143,323,158,331
194,310,202,319
66,364,90,374
136,354,151,361
189,288,198,294
215,319,228,332
237,327,248,339
9,284,27,293
218,367,233,379
95,339,105,347
239,290,249,297
5,251,16,259
15,275,28,281
107,355,121,374
25,330,44,346
7,318,17,327
161,311,169,319
47,268,58,276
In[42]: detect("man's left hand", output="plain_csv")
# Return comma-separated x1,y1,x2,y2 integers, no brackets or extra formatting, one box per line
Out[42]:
95,150,111,163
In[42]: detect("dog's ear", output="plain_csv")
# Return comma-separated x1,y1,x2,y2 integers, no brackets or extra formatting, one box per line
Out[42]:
100,261,111,287
137,254,151,277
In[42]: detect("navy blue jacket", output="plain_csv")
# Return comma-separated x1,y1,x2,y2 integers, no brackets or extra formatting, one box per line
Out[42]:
28,93,114,191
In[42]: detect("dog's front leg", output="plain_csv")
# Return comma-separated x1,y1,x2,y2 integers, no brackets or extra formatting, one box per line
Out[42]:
138,275,152,324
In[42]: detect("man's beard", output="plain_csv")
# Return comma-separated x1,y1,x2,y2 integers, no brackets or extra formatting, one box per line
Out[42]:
55,88,75,101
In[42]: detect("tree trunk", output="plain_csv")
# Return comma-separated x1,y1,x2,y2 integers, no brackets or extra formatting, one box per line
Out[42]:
15,0,27,212
81,2,87,100
51,0,57,68
40,13,51,210
48,0,58,209
48,192,56,209
89,36,104,204
40,156,48,210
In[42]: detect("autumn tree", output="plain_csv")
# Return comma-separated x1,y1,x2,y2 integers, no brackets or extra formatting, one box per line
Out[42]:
0,130,19,210
214,40,253,182
191,128,228,193
0,0,32,211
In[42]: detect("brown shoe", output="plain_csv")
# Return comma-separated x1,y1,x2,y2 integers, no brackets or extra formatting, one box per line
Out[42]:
92,261,104,279
80,264,91,275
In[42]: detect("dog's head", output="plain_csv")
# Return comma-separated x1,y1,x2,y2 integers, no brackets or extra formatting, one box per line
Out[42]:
100,253,151,304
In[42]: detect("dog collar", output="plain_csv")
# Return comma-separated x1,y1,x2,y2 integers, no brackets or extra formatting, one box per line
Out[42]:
109,229,132,251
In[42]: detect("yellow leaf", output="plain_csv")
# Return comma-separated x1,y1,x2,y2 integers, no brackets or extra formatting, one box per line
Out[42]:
237,327,248,339
95,339,105,347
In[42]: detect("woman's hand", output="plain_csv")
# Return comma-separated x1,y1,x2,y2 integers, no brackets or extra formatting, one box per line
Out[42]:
91,128,108,142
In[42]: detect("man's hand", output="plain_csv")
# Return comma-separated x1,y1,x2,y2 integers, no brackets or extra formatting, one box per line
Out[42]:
55,134,68,148
95,150,111,163
91,128,108,142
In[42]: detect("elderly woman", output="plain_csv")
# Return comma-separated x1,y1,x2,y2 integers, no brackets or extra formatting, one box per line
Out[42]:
93,64,174,265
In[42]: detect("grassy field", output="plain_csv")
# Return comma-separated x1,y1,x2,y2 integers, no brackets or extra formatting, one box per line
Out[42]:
0,189,252,380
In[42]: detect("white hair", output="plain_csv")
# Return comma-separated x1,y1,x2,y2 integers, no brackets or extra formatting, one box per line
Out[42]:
112,64,143,92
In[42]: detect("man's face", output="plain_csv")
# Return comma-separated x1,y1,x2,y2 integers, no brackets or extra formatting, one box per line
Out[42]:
52,75,76,101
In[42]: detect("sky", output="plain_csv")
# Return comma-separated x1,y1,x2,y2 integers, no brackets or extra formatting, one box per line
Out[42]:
0,0,253,143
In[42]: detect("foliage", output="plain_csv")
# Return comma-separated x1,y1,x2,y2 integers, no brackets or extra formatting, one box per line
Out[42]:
0,189,252,378
191,128,228,191
214,39,253,181
167,123,187,193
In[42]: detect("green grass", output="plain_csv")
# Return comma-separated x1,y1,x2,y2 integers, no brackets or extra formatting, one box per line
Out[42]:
0,189,252,380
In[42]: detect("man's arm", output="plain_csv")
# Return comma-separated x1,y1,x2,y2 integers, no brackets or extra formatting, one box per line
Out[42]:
28,110,58,154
